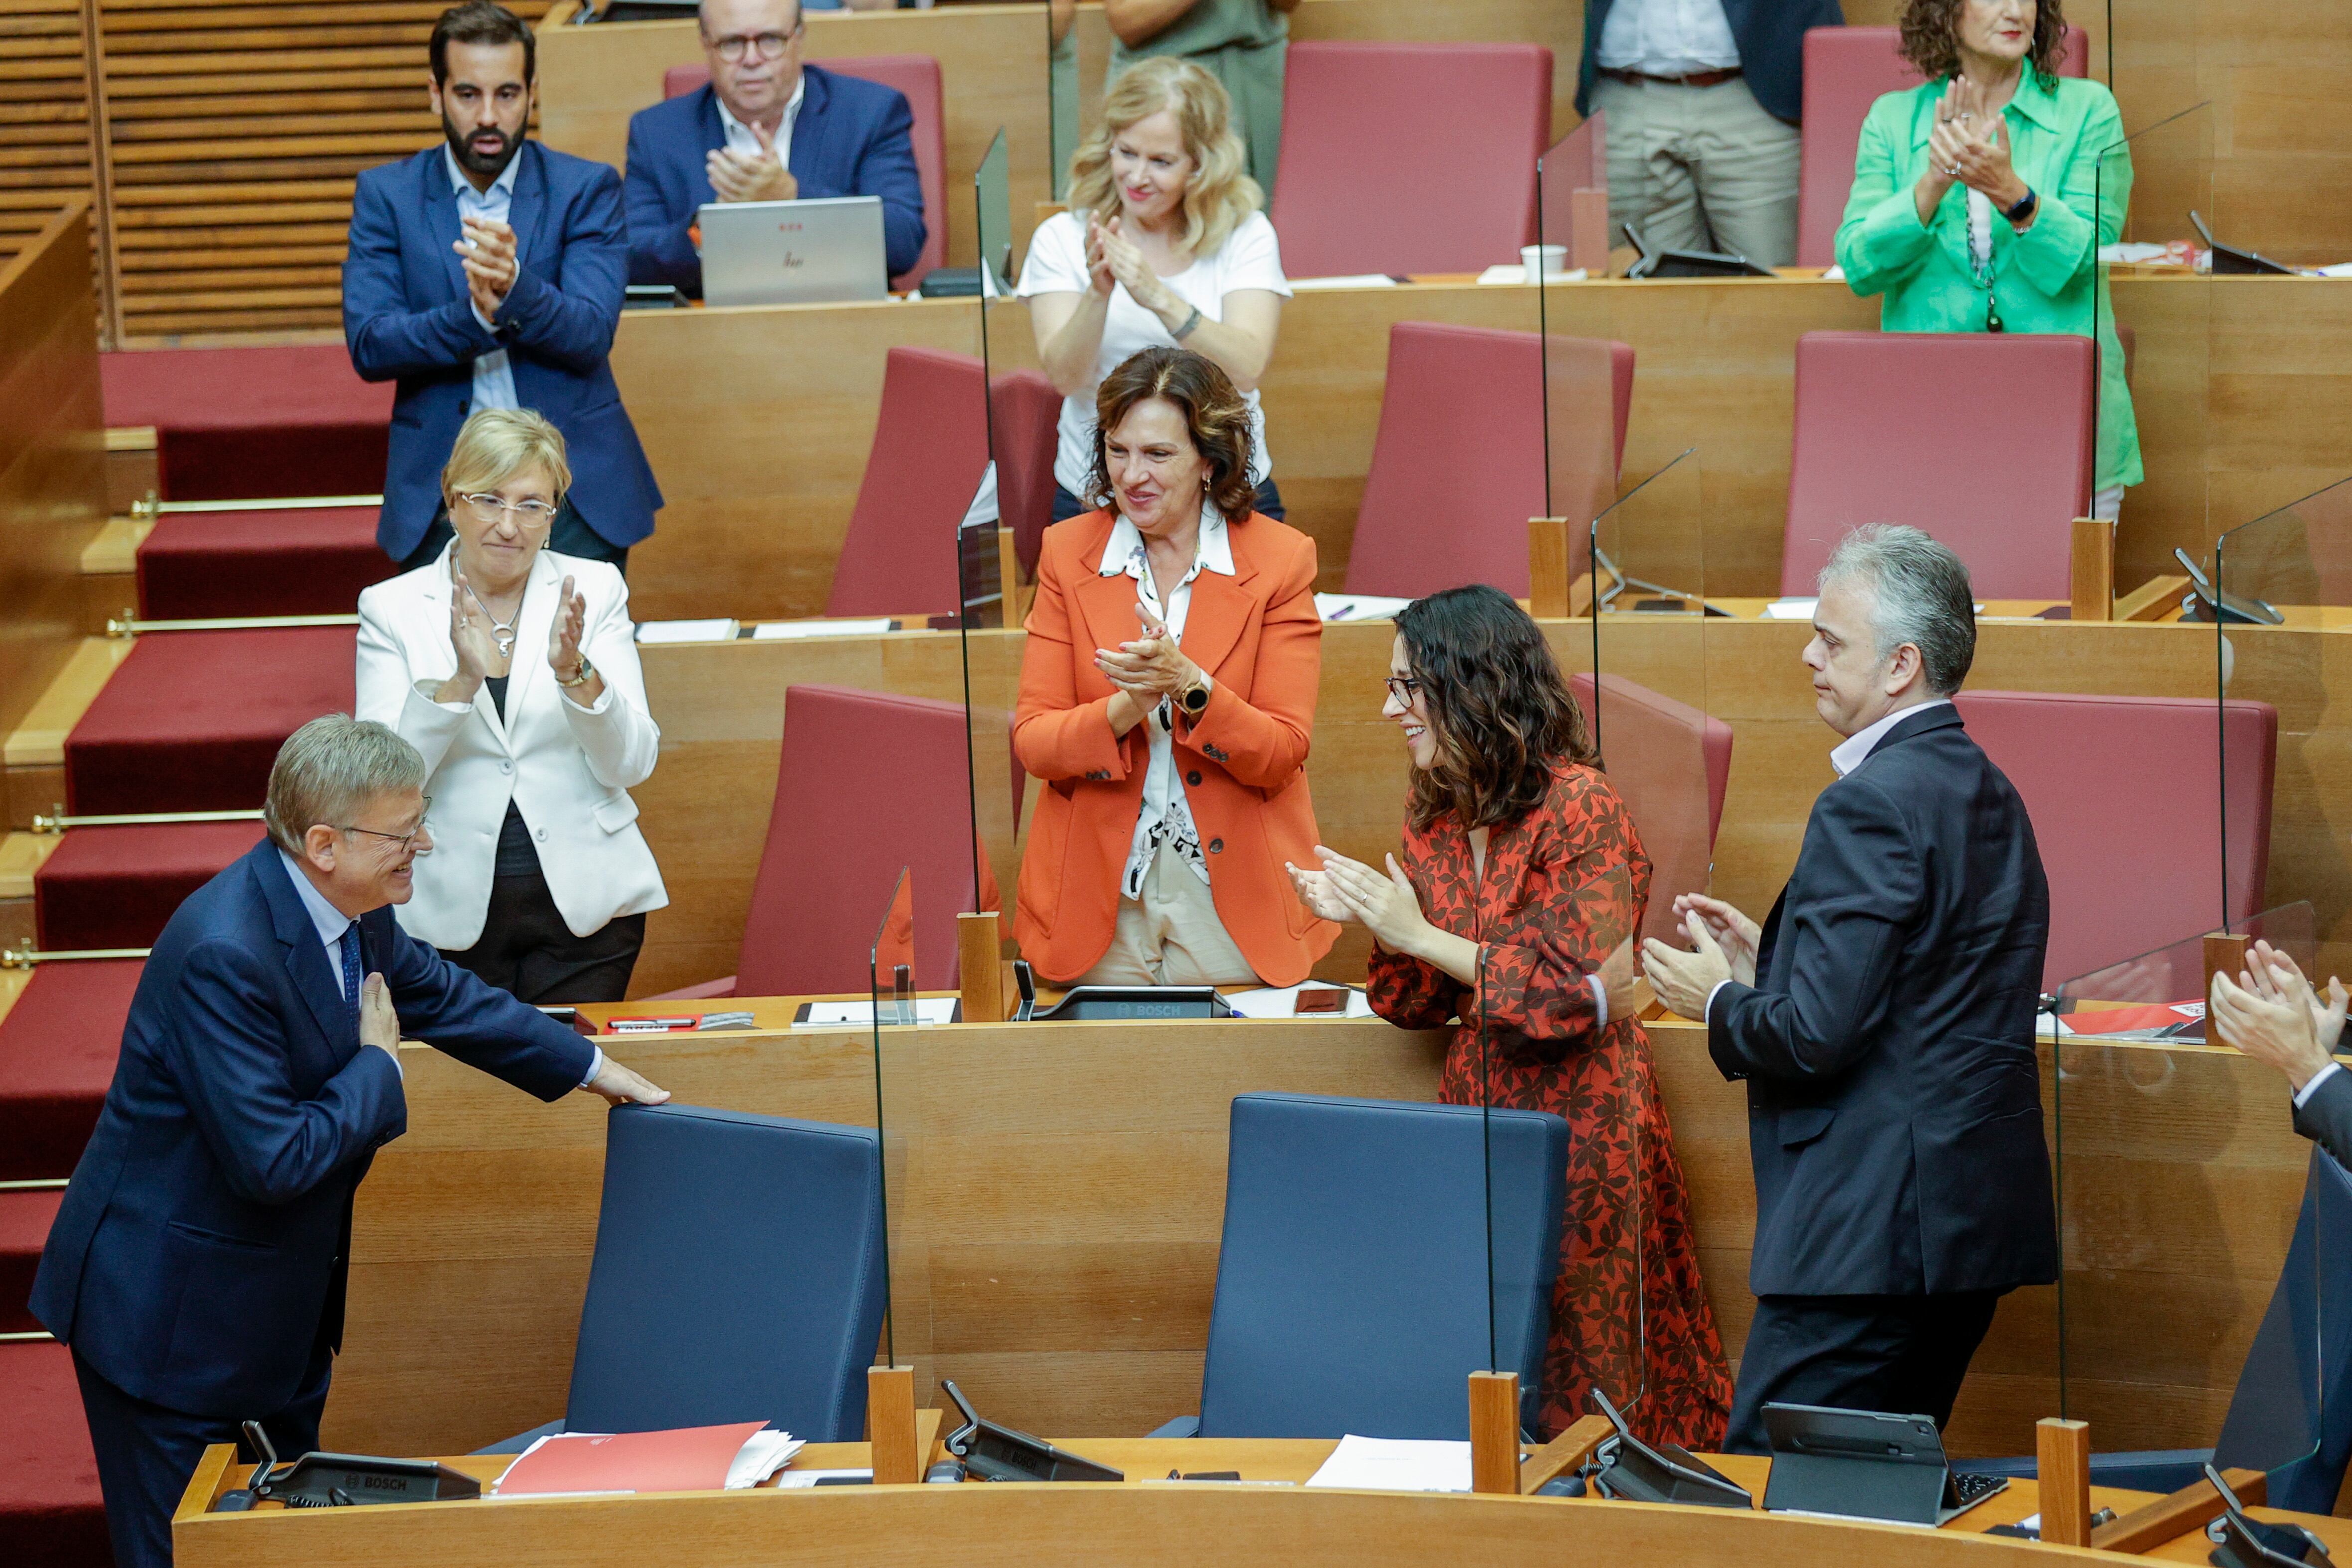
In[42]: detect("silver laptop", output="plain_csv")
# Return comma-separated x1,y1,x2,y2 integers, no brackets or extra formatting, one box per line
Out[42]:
698,195,888,307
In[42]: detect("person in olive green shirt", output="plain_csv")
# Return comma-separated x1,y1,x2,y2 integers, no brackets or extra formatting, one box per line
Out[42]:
1107,0,1301,193
1835,0,2139,514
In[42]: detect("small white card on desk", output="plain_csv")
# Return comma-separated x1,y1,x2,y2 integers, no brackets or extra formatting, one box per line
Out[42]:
751,618,897,641
1224,984,1375,1020
1289,274,1398,291
637,618,741,643
1305,1435,1473,1493
1764,598,1818,620
793,998,959,1028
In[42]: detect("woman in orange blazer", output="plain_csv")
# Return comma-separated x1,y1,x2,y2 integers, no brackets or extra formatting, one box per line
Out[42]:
1015,346,1337,987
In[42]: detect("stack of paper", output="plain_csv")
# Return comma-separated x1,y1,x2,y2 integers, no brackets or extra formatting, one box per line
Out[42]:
494,1422,805,1496
1304,1435,1473,1493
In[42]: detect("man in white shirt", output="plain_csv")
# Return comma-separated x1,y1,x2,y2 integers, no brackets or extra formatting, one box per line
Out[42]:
1575,0,1844,269
1640,524,2055,1451
622,0,928,292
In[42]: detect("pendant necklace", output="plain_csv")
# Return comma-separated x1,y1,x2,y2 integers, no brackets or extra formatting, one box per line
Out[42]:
467,580,521,660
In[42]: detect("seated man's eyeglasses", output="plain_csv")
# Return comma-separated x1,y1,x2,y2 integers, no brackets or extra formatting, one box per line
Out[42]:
339,800,432,855
710,27,797,61
459,493,558,525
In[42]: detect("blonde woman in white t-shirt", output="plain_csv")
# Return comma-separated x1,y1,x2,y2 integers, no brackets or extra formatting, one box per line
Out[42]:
1021,54,1291,523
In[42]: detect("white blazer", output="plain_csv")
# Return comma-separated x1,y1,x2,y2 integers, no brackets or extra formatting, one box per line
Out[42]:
355,543,668,951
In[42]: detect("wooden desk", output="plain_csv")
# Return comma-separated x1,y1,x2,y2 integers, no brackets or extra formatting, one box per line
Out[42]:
171,1435,2343,1567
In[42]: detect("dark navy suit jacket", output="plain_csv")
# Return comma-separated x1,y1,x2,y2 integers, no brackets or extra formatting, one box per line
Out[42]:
623,66,926,294
1575,0,1845,123
31,840,595,1418
343,140,663,559
1706,704,2059,1298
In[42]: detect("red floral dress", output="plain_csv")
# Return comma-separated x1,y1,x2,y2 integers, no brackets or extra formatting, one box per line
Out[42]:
1366,763,1733,1448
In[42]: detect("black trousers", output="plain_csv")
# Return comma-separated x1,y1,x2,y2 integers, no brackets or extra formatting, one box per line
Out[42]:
1723,1290,2004,1454
395,496,629,577
1050,476,1285,523
439,865,646,1005
74,1341,332,1568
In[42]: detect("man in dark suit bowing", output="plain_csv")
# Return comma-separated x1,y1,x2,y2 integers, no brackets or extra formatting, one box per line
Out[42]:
31,716,667,1568
344,0,662,574
622,0,927,294
1643,523,2056,1451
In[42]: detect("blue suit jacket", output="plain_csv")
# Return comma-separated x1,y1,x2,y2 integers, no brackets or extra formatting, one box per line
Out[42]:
31,840,595,1418
343,141,663,558
624,66,926,294
1575,0,1845,124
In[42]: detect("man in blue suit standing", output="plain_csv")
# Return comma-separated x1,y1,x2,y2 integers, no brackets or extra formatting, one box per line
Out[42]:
345,1,662,574
32,715,668,1568
624,0,927,295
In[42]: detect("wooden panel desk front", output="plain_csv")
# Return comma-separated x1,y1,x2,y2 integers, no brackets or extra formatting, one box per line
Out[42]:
324,1007,2311,1486
605,275,2352,625
172,1435,2343,1568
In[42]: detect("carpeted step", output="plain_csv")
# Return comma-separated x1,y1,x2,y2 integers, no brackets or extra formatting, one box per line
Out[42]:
64,628,357,816
0,961,142,1184
36,823,265,952
102,344,390,502
0,1189,62,1335
137,507,391,620
0,1341,109,1568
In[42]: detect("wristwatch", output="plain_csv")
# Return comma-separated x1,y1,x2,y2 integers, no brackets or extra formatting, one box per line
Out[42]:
556,654,596,688
1178,676,1211,716
2002,186,2038,226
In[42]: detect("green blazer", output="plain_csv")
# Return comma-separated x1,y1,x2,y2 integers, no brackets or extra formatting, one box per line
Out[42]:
1835,71,2141,491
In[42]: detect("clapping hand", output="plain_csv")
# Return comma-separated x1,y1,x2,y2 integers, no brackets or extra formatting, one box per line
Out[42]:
706,122,796,203
1642,903,1747,1020
449,569,504,681
1083,214,1119,298
1668,893,1759,986
1095,604,1197,707
1309,845,1430,953
2207,940,2348,1094
1286,858,1349,922
548,573,586,676
456,217,517,321
1093,215,1173,315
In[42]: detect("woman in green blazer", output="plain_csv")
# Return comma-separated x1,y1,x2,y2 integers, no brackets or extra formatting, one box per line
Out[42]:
1835,0,2139,513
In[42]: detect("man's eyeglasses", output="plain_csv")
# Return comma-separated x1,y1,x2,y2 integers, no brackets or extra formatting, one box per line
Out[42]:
458,493,557,526
338,799,432,855
1383,676,1423,705
709,26,798,61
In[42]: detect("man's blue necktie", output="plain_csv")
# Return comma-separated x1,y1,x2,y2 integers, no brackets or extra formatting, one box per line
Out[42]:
339,923,363,1036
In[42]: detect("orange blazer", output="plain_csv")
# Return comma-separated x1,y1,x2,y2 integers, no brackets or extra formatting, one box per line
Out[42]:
1013,508,1338,986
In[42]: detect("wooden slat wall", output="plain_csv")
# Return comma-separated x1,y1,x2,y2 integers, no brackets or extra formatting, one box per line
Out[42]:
100,0,551,341
0,0,100,329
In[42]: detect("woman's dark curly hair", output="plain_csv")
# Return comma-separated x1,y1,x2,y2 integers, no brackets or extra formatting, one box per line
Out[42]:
1396,584,1597,832
1086,346,1260,524
1899,0,2070,87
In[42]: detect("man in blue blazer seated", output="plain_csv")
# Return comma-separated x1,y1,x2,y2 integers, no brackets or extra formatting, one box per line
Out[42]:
623,0,927,296
344,1,662,575
31,715,668,1568
1643,525,2056,1452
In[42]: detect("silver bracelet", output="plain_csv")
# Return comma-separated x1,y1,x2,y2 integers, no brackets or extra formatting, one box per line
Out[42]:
1171,303,1203,341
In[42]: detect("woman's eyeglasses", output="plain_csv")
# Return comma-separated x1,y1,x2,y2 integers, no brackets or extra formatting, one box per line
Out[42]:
458,493,557,526
1383,676,1423,705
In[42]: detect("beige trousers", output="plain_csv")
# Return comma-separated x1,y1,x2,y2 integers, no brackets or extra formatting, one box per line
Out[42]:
1076,842,1259,988
1593,74,1802,269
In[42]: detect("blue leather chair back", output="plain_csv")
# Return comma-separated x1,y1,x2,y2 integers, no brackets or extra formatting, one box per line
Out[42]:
2217,1145,2352,1512
565,1104,888,1441
1197,1093,1569,1439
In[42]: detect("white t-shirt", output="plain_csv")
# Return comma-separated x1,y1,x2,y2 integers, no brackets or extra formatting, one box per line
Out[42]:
1017,208,1291,498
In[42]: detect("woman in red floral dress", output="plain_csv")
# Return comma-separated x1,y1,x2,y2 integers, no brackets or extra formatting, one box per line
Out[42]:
1288,584,1733,1447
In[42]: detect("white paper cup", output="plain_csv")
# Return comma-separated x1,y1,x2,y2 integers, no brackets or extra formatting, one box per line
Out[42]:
1521,244,1569,283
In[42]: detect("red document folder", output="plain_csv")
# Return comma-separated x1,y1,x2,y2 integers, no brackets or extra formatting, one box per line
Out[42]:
494,1422,768,1495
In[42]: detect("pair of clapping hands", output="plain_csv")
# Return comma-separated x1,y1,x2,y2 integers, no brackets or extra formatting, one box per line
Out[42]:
1923,77,2025,208
706,122,796,205
1085,214,1178,317
2209,940,2349,1093
1095,603,1199,712
354,973,669,1106
454,217,519,325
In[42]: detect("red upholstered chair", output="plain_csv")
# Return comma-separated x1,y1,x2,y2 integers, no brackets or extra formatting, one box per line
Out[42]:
1569,673,1733,945
1782,331,2095,601
1953,691,2276,990
828,346,990,620
1344,323,1632,600
1797,24,2088,268
991,368,1062,583
1270,42,1552,278
664,686,1000,999
664,55,946,290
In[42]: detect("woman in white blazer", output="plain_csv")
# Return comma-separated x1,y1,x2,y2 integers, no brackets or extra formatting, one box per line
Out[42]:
356,408,667,1002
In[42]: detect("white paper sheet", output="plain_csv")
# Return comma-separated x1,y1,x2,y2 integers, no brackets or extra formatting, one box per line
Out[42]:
1224,984,1375,1020
771,1468,873,1488
1289,274,1398,290
1763,598,1818,620
793,998,960,1028
1315,593,1413,623
636,619,741,644
725,1430,805,1489
1305,1435,1473,1493
751,618,897,641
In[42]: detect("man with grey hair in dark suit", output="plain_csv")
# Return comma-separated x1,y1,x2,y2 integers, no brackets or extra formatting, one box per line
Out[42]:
1643,523,2056,1452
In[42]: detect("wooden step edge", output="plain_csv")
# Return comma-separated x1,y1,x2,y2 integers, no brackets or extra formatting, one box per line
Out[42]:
2,638,135,769
0,832,60,900
105,426,157,453
0,967,32,1029
80,514,153,576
